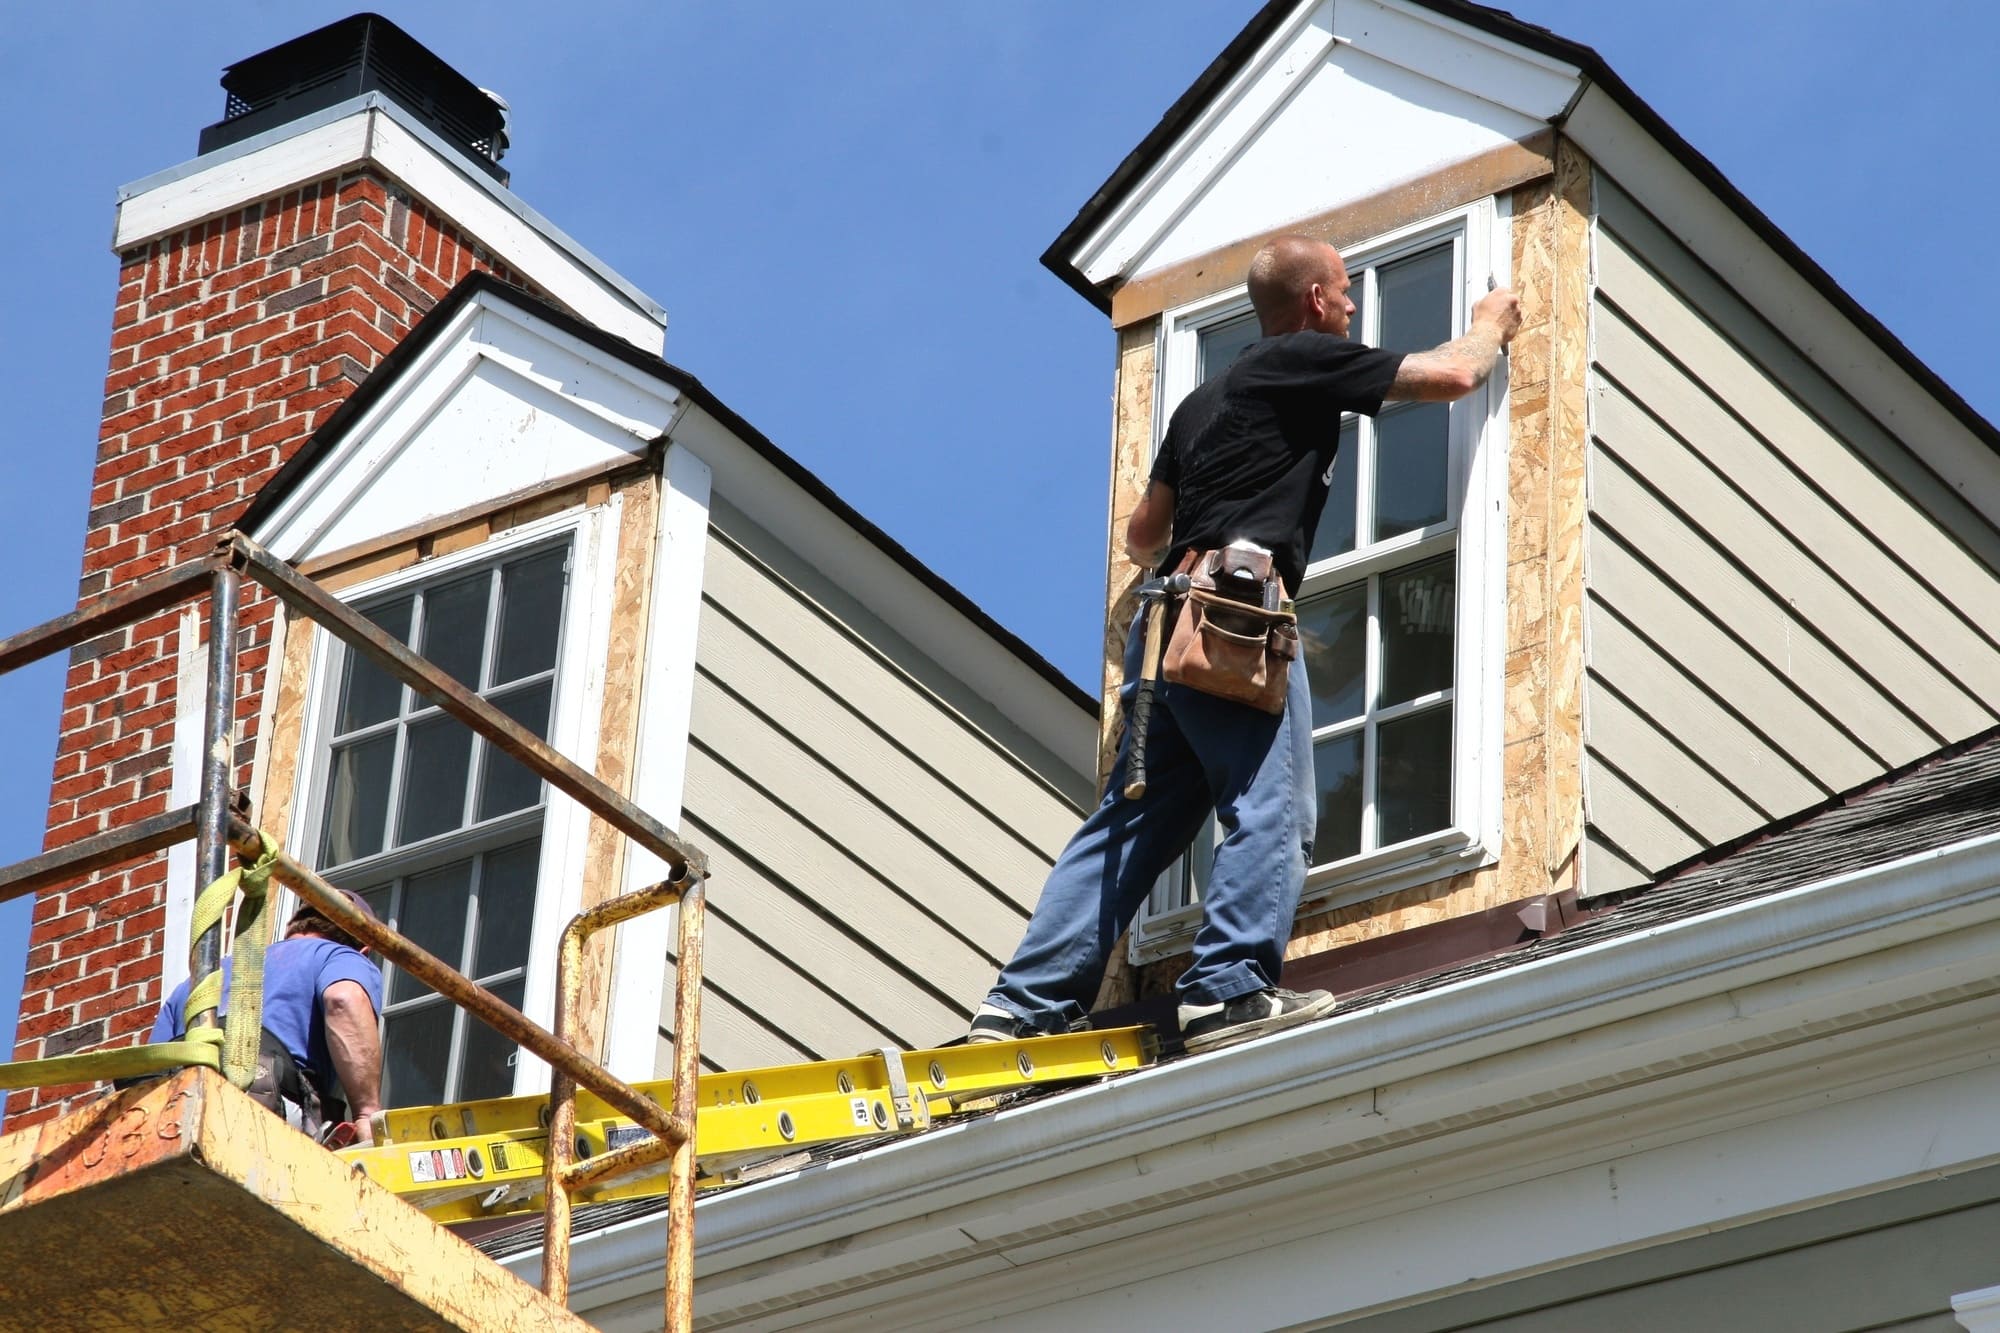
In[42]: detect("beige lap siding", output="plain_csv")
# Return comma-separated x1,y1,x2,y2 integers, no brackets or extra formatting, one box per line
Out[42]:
662,523,1082,1071
1582,174,2000,892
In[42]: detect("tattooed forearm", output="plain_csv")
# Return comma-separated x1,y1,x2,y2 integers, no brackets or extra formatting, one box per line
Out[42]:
1387,324,1505,402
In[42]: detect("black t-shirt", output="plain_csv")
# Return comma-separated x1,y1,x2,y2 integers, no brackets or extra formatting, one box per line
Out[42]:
1151,331,1403,592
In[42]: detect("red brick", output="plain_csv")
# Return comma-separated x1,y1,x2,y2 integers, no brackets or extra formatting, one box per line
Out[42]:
57,920,122,960
121,906,168,940
93,448,159,485
135,325,199,362
122,793,169,823
121,415,197,455
50,971,114,1009
158,379,222,418
45,814,108,847
109,1007,159,1039
74,783,139,817
25,959,81,992
14,1009,74,1041
108,551,175,584
77,985,145,1024
110,314,169,352
187,389,252,430
165,334,233,374
87,938,151,975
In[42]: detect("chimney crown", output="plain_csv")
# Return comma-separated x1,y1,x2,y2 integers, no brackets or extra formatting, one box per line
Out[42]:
197,13,509,182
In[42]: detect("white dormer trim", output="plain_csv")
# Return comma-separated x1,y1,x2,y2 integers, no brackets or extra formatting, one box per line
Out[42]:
113,94,667,352
1070,0,1578,288
250,288,682,564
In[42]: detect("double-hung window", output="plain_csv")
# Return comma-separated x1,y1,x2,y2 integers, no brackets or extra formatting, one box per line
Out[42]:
1135,203,1508,960
302,536,572,1107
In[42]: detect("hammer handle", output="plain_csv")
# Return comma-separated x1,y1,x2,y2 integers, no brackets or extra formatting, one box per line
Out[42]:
1122,597,1170,801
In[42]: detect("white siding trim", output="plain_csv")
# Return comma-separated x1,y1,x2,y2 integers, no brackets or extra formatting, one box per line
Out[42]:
604,443,712,1081
161,607,204,996
1955,1284,2000,1332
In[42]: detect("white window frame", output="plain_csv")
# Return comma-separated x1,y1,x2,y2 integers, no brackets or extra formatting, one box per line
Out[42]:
1131,199,1511,963
285,499,623,1098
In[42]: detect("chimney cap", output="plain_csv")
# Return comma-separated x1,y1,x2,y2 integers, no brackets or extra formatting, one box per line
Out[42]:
198,13,510,183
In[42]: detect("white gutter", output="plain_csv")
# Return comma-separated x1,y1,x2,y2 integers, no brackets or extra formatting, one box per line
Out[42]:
513,827,2000,1308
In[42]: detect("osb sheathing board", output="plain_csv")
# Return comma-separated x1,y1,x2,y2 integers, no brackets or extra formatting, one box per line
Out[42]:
572,468,660,1061
1100,142,1592,995
0,1068,591,1331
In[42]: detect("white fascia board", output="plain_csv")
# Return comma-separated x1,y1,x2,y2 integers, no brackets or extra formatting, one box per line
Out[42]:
670,404,1096,782
1070,0,1578,287
1565,82,2000,525
519,827,2000,1315
1071,0,1337,284
113,94,667,353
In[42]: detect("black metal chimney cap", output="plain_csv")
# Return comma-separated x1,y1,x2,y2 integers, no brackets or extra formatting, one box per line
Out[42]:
196,13,509,184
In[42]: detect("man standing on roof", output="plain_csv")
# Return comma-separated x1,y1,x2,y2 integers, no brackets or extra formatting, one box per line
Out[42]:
151,889,386,1142
972,235,1520,1054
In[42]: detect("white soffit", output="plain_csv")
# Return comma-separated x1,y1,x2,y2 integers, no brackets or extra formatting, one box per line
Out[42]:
252,291,679,564
113,95,668,353
1073,0,1578,285
1565,82,2000,526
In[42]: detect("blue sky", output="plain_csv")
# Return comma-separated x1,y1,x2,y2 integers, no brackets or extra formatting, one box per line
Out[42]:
2,1,1996,1060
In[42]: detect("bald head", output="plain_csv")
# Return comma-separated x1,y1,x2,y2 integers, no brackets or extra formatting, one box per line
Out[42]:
1247,235,1354,337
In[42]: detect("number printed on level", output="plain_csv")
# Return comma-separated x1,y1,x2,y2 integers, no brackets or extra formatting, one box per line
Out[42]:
850,1098,871,1127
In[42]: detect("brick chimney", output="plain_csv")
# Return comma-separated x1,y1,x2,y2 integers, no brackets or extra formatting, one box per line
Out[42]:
7,15,663,1128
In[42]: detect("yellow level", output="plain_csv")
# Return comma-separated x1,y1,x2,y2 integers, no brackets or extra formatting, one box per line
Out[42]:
342,1027,1155,1223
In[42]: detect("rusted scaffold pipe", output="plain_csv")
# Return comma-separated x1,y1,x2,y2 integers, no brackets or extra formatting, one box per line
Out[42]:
541,875,706,1328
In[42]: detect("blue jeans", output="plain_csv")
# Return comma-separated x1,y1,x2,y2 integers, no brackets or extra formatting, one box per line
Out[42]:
985,609,1316,1030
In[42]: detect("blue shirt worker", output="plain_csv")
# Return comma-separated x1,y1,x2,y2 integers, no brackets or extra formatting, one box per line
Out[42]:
972,235,1521,1054
153,889,386,1142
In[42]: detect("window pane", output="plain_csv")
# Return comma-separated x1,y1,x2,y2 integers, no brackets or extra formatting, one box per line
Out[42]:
1378,704,1453,846
1375,403,1450,540
457,977,525,1102
1378,245,1453,353
418,573,490,693
1308,418,1358,564
475,682,553,822
472,838,542,978
494,549,566,685
336,597,413,733
397,715,474,845
390,859,473,1003
1297,581,1366,727
382,1000,453,1108
1380,555,1456,706
1312,732,1363,864
354,882,393,926
1198,314,1259,383
320,734,394,867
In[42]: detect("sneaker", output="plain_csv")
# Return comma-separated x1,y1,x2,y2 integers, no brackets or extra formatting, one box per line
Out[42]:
966,1004,1037,1044
1178,987,1336,1053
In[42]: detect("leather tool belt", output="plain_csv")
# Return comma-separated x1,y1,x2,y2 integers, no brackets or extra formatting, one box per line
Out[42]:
1161,544,1298,715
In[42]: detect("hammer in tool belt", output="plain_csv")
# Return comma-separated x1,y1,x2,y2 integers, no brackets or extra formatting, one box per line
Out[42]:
1123,572,1190,800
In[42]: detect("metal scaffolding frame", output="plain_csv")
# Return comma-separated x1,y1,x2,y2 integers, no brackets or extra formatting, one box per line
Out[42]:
0,529,710,1331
